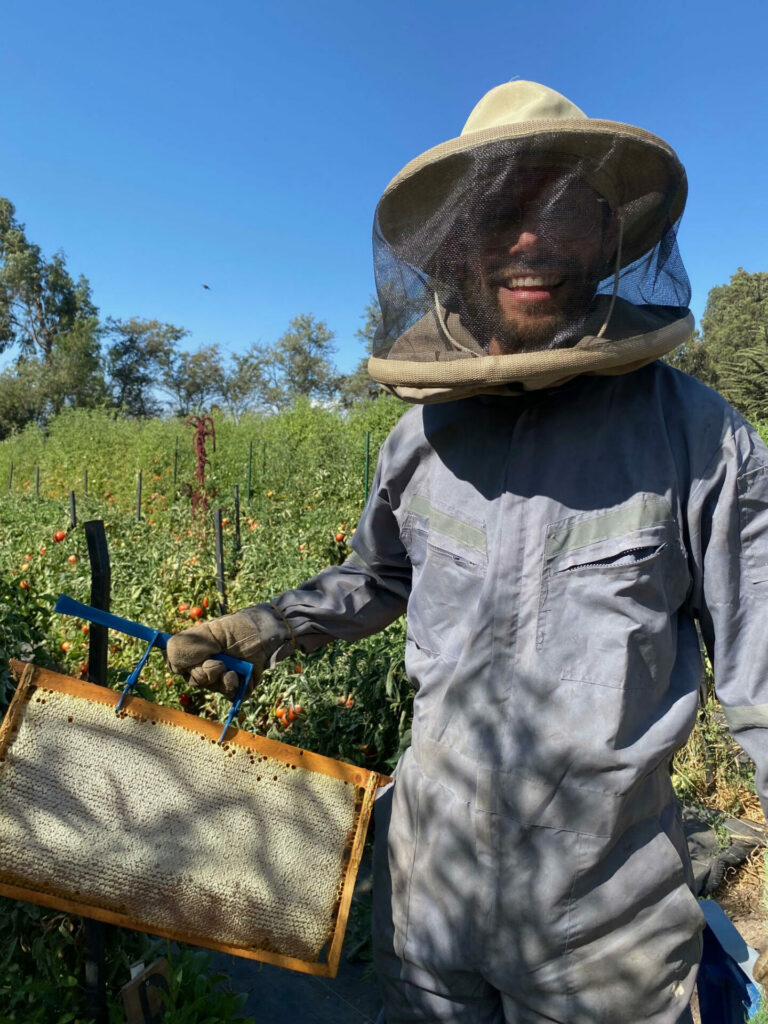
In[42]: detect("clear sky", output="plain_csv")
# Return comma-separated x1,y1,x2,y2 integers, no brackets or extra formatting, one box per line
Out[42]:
2,0,766,374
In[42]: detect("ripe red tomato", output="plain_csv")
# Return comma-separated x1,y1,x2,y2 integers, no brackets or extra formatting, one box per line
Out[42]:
61,641,72,652
53,530,66,543
39,546,46,555
202,597,209,609
19,580,29,591
335,532,345,543
179,693,191,708
178,602,190,612
189,606,204,620
67,554,77,564
81,625,90,634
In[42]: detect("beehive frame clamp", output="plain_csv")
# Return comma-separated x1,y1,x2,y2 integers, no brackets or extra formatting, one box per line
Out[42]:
54,594,254,743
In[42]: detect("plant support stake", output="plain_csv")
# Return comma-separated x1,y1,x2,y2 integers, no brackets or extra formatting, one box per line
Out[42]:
69,491,77,530
83,467,88,497
35,465,39,498
214,508,227,615
234,485,241,557
7,462,12,493
136,470,142,522
247,439,253,502
83,519,111,1024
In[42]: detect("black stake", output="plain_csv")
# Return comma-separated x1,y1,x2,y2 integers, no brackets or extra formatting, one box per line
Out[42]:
84,520,111,685
7,461,12,492
83,520,111,1024
69,491,77,530
173,437,178,491
35,465,39,498
234,485,241,558
247,440,253,502
83,467,88,497
214,508,227,615
136,470,142,522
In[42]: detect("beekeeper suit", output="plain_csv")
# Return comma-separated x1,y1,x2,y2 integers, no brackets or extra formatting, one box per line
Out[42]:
168,83,768,1024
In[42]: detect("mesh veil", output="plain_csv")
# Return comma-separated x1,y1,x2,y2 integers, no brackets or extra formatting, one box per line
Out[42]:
371,133,690,380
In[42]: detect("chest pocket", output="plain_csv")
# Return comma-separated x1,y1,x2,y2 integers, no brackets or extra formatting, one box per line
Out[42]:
537,496,691,690
401,494,487,662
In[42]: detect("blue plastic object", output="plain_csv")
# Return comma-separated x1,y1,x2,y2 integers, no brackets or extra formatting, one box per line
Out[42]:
54,593,254,743
697,898,762,1023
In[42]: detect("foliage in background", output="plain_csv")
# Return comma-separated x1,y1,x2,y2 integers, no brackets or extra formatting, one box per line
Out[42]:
667,269,768,423
0,193,386,439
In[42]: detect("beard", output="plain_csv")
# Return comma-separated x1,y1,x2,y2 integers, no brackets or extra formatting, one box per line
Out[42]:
462,265,603,354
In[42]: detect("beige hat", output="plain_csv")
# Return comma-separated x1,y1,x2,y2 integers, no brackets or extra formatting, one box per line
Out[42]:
376,81,687,270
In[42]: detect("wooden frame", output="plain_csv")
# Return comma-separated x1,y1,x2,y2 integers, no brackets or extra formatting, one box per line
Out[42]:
0,661,384,977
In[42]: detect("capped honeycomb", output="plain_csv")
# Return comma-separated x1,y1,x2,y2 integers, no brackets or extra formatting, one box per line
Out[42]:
0,664,380,975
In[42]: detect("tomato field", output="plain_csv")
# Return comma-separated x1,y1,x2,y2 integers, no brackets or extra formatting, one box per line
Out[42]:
0,398,763,1021
0,398,412,1022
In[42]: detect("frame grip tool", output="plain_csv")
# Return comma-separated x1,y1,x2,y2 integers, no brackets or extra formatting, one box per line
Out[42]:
54,594,254,743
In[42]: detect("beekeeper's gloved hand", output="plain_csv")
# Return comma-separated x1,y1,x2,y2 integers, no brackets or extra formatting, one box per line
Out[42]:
166,605,289,700
754,945,768,987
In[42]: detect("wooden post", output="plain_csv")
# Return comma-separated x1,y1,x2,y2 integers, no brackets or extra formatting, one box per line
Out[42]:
214,509,227,615
69,491,77,530
83,519,111,1024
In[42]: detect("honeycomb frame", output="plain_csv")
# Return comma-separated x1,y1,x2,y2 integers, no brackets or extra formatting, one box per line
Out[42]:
0,661,383,977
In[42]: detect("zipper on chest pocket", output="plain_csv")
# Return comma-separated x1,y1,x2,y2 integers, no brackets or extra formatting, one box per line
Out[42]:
554,544,663,573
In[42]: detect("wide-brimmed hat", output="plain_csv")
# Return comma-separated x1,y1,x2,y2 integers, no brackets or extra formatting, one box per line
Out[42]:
376,81,687,270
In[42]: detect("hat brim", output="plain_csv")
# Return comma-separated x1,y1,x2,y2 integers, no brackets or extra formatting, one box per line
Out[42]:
377,119,687,271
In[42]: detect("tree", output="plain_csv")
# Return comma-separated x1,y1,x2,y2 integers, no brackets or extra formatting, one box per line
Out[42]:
0,360,46,440
338,295,383,406
242,314,340,411
157,344,225,417
700,268,768,358
665,269,768,420
0,197,98,362
106,318,186,417
218,350,266,424
698,269,768,417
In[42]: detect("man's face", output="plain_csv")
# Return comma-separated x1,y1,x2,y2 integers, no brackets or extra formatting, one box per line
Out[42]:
464,169,616,354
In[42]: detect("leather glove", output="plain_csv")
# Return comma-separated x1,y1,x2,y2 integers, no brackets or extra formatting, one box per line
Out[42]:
166,605,288,699
755,946,768,986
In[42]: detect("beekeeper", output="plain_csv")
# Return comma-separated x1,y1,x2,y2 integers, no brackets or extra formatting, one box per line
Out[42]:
168,82,768,1024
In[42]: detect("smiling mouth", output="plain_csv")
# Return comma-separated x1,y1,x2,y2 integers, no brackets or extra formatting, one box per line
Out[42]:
499,273,564,290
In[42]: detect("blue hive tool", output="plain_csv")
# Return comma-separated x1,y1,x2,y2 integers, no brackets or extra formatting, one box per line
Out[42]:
697,898,762,1023
54,594,254,744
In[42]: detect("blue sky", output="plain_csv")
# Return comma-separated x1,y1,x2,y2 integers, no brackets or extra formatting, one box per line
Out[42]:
2,0,766,374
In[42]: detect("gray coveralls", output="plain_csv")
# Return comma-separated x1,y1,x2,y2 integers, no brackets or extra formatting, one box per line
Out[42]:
270,362,768,1023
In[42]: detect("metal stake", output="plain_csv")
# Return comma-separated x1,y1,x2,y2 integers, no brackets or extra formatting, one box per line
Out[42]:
83,519,111,1024
214,508,227,615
